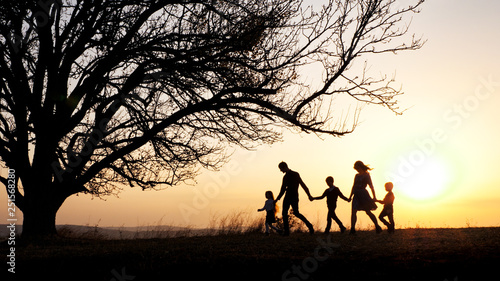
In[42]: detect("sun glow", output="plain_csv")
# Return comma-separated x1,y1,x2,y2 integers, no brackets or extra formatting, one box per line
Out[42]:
397,157,452,202
385,155,453,203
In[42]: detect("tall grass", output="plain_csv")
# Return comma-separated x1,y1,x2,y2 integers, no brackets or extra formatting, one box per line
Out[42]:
208,210,264,235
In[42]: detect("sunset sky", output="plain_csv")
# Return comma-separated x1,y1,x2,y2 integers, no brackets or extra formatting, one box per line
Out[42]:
2,0,500,231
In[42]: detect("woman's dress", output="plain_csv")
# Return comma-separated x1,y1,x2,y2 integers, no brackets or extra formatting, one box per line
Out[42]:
352,173,377,211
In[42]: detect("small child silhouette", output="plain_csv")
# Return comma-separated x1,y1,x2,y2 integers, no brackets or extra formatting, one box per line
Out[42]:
257,191,282,235
377,182,395,233
311,176,350,233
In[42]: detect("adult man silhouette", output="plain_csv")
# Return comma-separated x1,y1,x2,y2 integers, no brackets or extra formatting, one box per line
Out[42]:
275,162,314,236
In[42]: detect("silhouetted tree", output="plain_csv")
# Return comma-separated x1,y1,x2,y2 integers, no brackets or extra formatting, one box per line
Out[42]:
0,0,424,238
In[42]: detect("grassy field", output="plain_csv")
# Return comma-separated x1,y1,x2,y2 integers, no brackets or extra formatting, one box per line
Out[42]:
2,227,500,281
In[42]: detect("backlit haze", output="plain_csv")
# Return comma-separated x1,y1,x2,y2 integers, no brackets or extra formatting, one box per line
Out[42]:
2,0,500,230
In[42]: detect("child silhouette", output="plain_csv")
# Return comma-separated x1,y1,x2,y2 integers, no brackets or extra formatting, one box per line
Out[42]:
377,182,395,233
257,191,282,235
311,176,349,233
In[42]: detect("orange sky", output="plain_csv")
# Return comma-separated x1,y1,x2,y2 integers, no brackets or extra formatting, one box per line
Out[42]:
2,0,500,230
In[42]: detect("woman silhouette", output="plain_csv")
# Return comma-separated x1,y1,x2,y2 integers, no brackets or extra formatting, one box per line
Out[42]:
348,161,382,234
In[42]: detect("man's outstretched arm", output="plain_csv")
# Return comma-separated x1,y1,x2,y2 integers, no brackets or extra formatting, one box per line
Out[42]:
299,176,313,200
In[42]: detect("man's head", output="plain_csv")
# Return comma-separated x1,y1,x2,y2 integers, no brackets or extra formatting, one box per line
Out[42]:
278,161,289,173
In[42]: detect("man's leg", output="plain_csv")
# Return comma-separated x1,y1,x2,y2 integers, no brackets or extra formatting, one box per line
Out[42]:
290,200,314,233
282,198,291,236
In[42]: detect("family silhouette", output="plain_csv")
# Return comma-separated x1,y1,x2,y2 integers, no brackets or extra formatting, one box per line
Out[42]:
258,161,395,236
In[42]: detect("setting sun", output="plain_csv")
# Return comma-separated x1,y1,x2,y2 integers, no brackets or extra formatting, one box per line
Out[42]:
397,158,451,202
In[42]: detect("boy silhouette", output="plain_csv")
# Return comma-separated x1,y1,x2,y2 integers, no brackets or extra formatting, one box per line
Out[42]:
377,182,395,233
312,176,349,233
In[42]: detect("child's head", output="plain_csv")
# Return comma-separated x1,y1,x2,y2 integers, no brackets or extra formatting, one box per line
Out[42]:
265,190,275,200
385,182,394,192
325,176,334,186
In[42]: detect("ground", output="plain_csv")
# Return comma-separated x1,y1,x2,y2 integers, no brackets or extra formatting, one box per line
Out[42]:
1,227,500,281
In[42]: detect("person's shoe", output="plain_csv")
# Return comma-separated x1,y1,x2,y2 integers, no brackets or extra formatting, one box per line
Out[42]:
349,229,356,235
340,226,346,233
376,226,382,234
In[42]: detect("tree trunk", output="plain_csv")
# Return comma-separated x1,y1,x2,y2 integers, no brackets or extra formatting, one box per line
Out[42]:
21,200,61,239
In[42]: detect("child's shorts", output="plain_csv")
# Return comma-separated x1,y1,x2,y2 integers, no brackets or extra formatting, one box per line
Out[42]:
379,205,393,216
